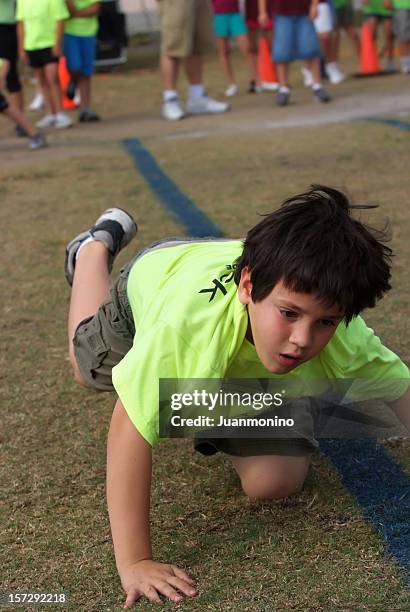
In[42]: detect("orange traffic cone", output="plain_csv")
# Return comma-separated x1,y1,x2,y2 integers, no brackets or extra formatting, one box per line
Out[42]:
358,22,381,75
258,36,278,90
58,56,76,109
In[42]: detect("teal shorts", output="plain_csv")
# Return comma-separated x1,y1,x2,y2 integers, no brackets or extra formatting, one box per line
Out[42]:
213,12,247,37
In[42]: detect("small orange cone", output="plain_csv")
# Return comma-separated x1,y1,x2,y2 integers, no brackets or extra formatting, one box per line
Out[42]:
258,36,278,90
58,56,76,109
359,22,381,75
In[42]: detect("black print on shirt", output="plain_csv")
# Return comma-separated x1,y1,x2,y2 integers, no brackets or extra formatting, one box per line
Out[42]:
199,264,236,302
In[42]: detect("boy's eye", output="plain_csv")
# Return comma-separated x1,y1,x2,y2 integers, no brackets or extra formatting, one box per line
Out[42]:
280,309,298,319
319,319,337,327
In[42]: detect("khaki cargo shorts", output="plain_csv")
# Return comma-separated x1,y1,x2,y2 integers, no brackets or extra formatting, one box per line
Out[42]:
159,0,214,57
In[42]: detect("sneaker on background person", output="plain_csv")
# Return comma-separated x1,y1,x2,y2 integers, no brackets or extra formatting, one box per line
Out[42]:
28,92,45,111
162,96,185,121
225,84,238,97
301,66,314,87
36,114,56,128
78,108,100,122
312,85,331,103
325,62,345,84
185,94,229,115
276,87,290,106
28,132,47,150
54,112,73,128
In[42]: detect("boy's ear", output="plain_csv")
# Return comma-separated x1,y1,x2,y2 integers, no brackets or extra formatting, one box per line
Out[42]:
238,266,253,305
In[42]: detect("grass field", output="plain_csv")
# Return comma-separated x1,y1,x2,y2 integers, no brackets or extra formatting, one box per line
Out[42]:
1,37,409,611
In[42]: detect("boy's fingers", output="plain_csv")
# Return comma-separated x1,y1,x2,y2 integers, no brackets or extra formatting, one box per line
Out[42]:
167,576,198,597
170,564,196,584
154,581,184,603
143,585,163,604
123,587,141,608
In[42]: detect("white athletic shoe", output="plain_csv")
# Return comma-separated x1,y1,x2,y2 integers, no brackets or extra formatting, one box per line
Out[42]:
301,67,314,87
225,84,238,97
54,112,73,129
29,93,45,111
36,114,56,128
325,62,346,84
162,97,185,121
185,95,229,115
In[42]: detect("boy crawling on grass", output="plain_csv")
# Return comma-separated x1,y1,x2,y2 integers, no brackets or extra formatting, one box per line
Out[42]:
65,185,409,607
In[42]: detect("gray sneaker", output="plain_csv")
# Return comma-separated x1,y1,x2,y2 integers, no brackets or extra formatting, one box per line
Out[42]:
65,207,137,286
313,87,331,103
185,95,229,115
276,90,290,106
29,132,47,150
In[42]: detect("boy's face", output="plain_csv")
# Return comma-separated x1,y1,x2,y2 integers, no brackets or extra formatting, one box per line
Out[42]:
238,269,344,374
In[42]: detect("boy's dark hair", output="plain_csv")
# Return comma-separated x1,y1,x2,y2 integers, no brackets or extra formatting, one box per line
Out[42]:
234,185,392,323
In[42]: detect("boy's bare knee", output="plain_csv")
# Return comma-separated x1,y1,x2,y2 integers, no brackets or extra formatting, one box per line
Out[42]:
241,475,303,501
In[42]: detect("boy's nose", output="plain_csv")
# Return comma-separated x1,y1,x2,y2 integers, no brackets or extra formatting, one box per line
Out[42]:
289,324,312,349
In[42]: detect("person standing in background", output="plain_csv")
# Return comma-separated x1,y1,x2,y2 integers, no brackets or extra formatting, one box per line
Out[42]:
158,0,229,121
16,0,73,128
0,0,26,134
64,0,101,122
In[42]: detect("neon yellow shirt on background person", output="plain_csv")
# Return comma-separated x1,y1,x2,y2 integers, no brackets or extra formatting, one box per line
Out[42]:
363,0,392,17
64,0,99,37
112,241,409,446
392,0,410,8
16,0,69,50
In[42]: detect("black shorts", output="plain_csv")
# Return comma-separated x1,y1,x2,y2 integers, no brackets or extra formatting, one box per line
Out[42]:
0,91,9,113
27,47,59,69
0,24,21,93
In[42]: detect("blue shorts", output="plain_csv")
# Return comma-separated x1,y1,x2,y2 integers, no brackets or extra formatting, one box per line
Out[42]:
213,13,247,38
272,15,321,63
63,33,96,77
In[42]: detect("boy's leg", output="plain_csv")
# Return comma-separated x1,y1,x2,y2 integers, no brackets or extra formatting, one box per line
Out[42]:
231,454,311,500
236,34,258,82
43,61,62,115
68,241,111,381
217,37,236,86
65,208,137,384
36,67,54,115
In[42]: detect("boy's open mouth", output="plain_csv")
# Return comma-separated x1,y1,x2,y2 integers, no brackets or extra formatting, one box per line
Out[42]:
278,353,302,366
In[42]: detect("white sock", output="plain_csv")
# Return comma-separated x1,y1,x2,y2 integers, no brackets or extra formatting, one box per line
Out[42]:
278,86,290,94
163,90,178,102
188,84,205,101
76,236,95,260
312,83,322,91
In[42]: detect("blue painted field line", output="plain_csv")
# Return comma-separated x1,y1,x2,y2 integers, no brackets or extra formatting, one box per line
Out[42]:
122,138,224,237
320,439,410,578
356,117,410,131
122,137,410,581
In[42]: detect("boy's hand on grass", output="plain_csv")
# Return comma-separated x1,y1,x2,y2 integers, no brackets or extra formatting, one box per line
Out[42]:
120,559,197,607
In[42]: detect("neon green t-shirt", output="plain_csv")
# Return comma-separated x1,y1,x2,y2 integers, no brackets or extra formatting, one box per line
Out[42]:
64,0,99,37
0,0,16,24
363,0,392,17
393,1,410,8
112,241,409,446
16,0,69,50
